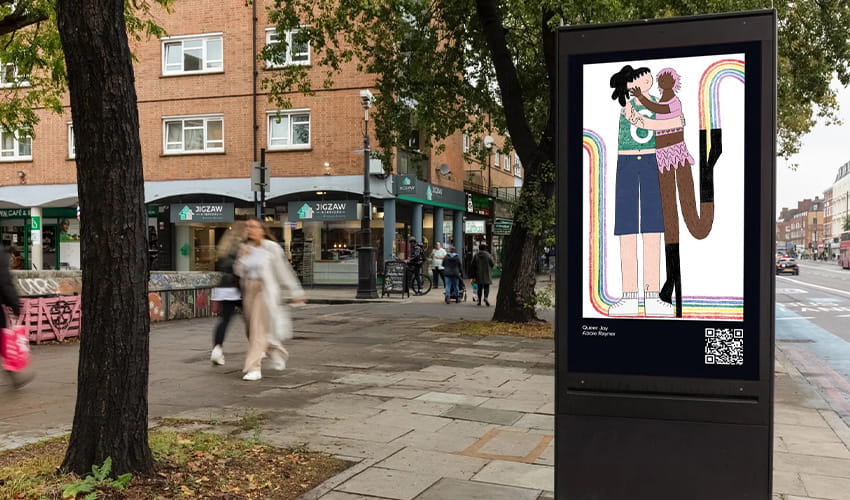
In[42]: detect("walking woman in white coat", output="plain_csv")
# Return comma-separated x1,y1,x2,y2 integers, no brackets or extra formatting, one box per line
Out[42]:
235,218,305,381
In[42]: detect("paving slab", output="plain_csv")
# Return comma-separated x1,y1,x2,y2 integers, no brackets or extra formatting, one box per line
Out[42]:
479,398,545,413
441,404,523,426
799,473,850,500
415,391,488,406
513,413,554,432
352,387,426,399
377,447,489,479
389,429,479,454
773,470,808,497
319,493,378,500
472,460,554,491
415,477,540,500
336,467,441,500
320,420,413,443
376,398,454,416
365,411,452,433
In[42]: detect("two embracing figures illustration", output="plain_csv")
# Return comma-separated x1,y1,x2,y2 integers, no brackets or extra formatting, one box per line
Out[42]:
607,65,718,318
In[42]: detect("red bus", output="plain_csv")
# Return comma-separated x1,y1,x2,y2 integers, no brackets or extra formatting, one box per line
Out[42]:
840,231,850,269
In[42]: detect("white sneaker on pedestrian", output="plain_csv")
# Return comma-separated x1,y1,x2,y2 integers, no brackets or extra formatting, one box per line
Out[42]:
608,292,639,317
269,351,287,371
242,371,262,381
210,345,225,366
644,292,675,318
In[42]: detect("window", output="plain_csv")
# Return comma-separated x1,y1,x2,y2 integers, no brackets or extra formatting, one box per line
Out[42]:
163,114,224,154
0,129,31,161
267,110,310,149
162,33,223,75
265,28,310,68
493,150,500,168
0,63,28,88
503,151,510,171
514,154,522,177
68,123,75,159
462,133,470,153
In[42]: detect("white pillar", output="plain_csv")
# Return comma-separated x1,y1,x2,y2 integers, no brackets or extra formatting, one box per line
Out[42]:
175,225,191,271
30,206,43,271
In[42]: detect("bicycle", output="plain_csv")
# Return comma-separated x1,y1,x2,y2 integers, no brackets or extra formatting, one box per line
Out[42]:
405,265,432,295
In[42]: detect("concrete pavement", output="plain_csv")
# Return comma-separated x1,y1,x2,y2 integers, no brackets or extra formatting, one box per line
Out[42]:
1,298,848,499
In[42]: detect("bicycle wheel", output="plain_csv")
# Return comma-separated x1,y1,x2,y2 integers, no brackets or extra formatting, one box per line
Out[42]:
417,274,432,295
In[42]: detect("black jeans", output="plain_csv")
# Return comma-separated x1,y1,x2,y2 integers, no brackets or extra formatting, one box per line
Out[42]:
213,300,241,346
476,283,491,303
432,268,444,288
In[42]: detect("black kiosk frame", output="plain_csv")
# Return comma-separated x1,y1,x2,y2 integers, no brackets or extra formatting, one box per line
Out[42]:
556,11,775,500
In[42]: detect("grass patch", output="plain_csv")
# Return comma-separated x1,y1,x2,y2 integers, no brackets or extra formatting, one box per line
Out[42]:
0,430,351,499
436,320,554,339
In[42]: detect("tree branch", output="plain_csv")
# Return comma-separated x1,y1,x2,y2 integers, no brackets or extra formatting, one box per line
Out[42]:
537,7,557,170
474,0,537,161
0,11,48,37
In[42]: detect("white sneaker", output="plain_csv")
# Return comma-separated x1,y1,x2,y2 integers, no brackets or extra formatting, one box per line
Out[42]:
608,293,639,317
210,345,225,366
269,351,287,371
242,371,262,381
644,292,675,318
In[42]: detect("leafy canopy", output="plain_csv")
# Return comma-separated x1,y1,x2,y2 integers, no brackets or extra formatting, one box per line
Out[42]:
264,0,850,162
0,0,173,136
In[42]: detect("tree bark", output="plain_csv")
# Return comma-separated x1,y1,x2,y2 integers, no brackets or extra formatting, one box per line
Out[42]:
476,0,557,322
57,0,152,476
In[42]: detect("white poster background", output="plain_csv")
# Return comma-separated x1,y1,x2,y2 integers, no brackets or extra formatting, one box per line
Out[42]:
582,54,746,320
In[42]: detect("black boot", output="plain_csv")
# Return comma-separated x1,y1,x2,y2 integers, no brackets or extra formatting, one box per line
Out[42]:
660,243,677,304
698,128,722,203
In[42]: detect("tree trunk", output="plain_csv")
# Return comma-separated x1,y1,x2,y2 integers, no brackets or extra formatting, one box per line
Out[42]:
492,214,541,323
57,0,153,476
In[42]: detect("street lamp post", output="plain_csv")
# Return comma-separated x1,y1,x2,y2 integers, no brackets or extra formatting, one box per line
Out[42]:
356,90,378,299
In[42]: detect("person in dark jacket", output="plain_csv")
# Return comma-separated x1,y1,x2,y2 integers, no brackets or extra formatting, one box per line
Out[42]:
210,222,246,366
471,243,496,306
1,246,32,389
442,245,463,304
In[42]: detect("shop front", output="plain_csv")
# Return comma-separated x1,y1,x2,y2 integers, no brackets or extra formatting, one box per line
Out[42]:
0,207,81,270
284,198,377,285
393,174,467,263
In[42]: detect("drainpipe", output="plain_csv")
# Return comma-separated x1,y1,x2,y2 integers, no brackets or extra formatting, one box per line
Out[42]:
252,0,259,213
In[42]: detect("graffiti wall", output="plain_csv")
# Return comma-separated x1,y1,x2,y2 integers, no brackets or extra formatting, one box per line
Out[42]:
10,271,223,331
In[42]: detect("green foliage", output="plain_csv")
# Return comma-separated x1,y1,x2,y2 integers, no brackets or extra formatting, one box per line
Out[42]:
0,0,174,135
843,215,850,232
61,457,133,499
264,0,850,166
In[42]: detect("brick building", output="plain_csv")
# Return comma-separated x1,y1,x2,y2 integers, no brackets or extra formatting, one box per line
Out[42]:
0,0,522,281
776,197,823,257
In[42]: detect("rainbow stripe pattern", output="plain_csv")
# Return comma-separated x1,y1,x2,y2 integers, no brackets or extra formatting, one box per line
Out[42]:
584,128,743,320
699,59,745,130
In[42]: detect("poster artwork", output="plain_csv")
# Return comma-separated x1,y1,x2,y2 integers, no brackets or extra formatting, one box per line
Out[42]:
582,55,745,321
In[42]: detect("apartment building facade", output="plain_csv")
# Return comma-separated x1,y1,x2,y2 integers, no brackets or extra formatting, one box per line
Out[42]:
776,197,823,256
0,0,521,282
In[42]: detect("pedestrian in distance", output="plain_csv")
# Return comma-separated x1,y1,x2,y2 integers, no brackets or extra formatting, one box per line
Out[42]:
1,245,32,389
406,236,425,293
430,241,447,289
235,218,306,381
442,245,463,303
471,243,496,306
210,222,246,366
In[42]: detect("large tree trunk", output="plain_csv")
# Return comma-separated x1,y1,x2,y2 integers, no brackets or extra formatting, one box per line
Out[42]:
57,0,153,476
492,213,541,323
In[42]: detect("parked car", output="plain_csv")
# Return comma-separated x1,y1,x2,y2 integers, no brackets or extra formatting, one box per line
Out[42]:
776,257,799,276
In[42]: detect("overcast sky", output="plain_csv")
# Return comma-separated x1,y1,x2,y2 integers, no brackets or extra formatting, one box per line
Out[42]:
776,84,850,214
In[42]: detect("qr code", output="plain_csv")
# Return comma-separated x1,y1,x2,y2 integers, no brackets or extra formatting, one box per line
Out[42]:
704,328,743,365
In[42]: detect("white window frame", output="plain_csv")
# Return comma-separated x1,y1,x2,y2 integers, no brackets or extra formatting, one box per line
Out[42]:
0,63,29,88
493,150,500,168
462,133,470,153
514,154,522,177
266,109,311,150
503,152,510,171
68,122,75,159
265,28,311,68
0,129,32,161
162,114,224,154
161,33,224,76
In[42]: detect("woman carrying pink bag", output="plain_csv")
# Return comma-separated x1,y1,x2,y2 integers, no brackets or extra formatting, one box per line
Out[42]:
0,245,33,389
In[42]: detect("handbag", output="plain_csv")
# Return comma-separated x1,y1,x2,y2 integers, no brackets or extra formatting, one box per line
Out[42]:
1,325,30,372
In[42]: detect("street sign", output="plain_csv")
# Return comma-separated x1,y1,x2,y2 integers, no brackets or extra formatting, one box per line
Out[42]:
556,11,776,500
493,218,513,235
251,161,269,193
